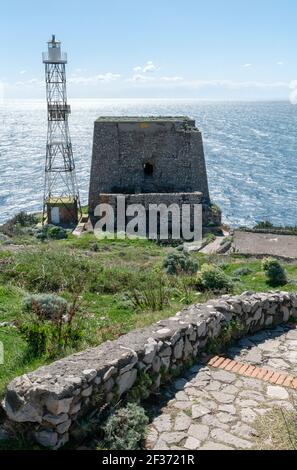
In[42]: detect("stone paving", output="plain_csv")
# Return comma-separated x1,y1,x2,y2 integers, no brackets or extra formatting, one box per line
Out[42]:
145,324,297,450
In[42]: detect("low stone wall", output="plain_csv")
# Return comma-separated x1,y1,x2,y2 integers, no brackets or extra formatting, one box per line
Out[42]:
3,291,297,449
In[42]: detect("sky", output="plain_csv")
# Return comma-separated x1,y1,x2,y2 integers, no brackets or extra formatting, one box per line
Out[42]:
0,0,297,101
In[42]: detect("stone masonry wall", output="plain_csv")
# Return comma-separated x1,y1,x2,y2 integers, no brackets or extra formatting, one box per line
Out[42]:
88,117,210,214
3,291,297,449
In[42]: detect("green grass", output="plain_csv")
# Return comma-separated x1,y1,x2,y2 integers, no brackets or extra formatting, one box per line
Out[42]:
0,327,48,396
1,229,297,399
222,260,297,293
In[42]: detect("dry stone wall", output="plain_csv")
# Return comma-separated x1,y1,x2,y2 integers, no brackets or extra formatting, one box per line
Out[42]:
3,291,297,449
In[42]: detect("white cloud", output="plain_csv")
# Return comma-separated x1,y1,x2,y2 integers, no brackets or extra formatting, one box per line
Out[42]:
133,61,158,74
143,61,158,73
160,76,183,82
289,80,297,89
127,73,155,83
242,63,252,68
127,78,289,90
69,72,121,84
19,70,26,75
277,61,284,66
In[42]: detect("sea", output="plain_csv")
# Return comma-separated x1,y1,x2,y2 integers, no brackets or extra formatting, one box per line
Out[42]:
0,99,297,227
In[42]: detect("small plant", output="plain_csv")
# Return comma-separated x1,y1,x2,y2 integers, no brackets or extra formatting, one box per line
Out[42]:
254,221,274,230
172,276,197,305
210,203,221,217
22,294,69,321
206,319,244,354
47,225,68,240
203,233,216,246
163,252,198,275
35,225,68,241
129,276,170,311
102,403,149,450
262,257,288,287
129,370,154,402
196,263,233,292
18,293,84,357
90,242,99,252
233,267,253,277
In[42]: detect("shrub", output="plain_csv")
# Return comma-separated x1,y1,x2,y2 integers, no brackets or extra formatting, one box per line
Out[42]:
129,276,170,311
18,293,85,357
163,252,198,275
35,225,68,240
172,276,197,305
233,267,253,277
254,221,274,230
196,264,233,292
22,293,69,321
262,258,288,287
102,403,149,450
48,225,68,240
0,212,38,237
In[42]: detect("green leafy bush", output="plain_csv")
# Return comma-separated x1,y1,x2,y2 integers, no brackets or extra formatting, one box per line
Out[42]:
102,403,149,450
163,252,198,275
262,258,288,287
48,225,68,240
18,293,84,357
196,264,233,292
35,225,68,240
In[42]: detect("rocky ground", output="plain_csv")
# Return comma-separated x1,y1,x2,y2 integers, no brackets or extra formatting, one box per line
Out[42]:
145,324,297,450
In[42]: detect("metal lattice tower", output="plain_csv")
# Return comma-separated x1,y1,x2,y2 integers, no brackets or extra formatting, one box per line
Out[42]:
42,35,81,226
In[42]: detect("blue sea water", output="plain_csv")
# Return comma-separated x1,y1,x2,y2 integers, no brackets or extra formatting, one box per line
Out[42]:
0,99,296,227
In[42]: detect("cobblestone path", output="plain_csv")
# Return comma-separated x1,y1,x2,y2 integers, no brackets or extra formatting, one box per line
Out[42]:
145,324,297,450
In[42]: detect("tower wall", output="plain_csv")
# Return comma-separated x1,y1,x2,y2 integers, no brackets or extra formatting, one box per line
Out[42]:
89,117,210,213
88,117,219,236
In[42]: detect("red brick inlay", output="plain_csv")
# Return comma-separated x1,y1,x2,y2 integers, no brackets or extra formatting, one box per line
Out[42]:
207,355,297,390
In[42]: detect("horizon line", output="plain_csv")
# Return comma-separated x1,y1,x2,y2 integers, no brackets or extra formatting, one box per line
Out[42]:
1,97,292,103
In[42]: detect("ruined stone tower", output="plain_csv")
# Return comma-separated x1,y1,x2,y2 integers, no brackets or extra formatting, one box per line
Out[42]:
88,116,220,237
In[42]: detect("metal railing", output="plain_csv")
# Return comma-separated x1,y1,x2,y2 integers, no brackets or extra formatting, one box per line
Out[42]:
42,52,67,63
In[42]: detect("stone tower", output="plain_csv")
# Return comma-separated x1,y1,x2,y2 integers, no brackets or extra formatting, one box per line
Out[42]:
88,116,220,236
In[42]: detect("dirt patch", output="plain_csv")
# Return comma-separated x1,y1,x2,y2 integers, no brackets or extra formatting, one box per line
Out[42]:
233,231,297,259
